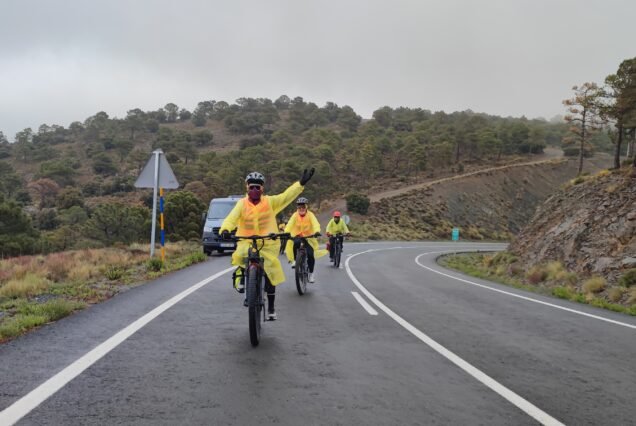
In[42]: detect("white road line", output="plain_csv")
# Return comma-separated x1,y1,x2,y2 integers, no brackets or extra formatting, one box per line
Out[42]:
345,249,564,426
351,291,379,315
0,267,235,426
415,254,636,330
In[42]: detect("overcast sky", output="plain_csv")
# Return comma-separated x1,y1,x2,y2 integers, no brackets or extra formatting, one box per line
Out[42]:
1,0,634,140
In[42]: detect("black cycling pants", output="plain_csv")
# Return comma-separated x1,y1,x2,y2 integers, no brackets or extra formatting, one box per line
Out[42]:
293,238,315,273
329,236,342,258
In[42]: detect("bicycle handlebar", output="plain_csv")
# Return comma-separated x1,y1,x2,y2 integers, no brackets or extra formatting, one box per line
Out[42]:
291,232,321,239
227,232,291,242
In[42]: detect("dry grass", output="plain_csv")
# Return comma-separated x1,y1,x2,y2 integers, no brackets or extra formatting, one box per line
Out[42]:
526,265,548,284
605,184,619,193
582,276,606,294
596,169,611,178
628,288,636,305
545,261,564,280
608,287,626,303
0,273,51,299
544,261,578,285
0,241,204,342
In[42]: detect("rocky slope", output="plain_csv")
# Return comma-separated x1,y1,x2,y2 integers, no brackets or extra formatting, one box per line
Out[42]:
509,168,636,285
351,156,611,241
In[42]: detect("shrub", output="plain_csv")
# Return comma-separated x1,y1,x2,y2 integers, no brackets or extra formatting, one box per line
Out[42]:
556,271,578,286
187,251,207,264
164,191,206,241
582,276,606,294
526,266,548,284
346,194,370,215
147,258,163,272
552,286,574,300
508,264,523,277
492,252,518,265
104,266,124,281
608,287,626,303
619,269,636,288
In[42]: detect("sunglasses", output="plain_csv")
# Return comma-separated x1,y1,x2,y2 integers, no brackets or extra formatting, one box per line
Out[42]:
297,205,307,208
248,185,262,190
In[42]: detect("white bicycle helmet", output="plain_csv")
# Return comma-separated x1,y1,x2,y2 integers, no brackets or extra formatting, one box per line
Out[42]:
245,172,265,185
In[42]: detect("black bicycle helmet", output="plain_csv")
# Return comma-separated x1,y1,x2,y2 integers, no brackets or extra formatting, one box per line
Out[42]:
245,171,265,185
296,197,309,205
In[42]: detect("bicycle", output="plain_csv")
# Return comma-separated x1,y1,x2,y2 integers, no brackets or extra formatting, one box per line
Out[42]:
330,233,349,268
229,232,289,346
293,232,320,295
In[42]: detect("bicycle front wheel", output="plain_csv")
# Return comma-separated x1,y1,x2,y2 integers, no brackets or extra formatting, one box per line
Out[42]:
334,242,342,268
246,266,262,346
295,253,307,295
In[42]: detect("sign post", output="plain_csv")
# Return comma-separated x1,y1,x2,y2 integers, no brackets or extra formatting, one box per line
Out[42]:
134,149,179,257
160,188,165,263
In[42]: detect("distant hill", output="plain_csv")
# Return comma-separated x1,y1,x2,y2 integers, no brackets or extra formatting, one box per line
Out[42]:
0,96,572,256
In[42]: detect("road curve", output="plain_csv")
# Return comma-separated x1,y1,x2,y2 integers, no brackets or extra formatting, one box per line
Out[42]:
1,242,635,425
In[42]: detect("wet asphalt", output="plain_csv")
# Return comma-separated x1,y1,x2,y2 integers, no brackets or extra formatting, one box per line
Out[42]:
1,242,635,425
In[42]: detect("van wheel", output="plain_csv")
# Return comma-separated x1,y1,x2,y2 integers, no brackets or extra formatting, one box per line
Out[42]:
217,249,225,254
203,249,211,256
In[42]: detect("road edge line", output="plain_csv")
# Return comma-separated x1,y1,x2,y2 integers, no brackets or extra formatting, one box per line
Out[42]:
416,254,636,330
0,266,234,426
344,248,564,426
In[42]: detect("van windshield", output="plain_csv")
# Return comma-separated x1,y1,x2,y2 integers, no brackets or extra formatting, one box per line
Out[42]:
208,201,237,219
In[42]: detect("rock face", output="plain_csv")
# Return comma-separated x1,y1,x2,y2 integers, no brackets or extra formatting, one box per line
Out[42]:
509,170,636,284
363,158,610,241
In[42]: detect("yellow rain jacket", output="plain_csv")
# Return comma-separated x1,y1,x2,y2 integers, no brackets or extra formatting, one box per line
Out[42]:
220,182,304,286
326,218,350,235
284,210,329,262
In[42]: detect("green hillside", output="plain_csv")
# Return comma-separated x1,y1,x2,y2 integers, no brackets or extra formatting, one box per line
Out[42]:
0,96,569,256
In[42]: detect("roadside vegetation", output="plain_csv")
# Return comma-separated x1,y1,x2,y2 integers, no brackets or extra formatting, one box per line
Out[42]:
0,242,206,342
440,252,636,316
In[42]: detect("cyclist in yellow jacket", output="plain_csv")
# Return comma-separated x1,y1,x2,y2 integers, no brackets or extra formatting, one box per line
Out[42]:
284,197,328,283
220,169,314,320
326,211,350,261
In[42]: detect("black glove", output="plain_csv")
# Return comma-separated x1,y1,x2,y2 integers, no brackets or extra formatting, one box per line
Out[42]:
221,230,230,240
313,232,321,238
299,168,315,186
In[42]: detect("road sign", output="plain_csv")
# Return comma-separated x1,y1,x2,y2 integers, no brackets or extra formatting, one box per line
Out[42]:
452,228,460,241
135,150,179,257
134,149,178,189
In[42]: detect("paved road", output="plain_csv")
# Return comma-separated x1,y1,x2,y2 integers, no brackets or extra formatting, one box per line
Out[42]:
1,242,635,425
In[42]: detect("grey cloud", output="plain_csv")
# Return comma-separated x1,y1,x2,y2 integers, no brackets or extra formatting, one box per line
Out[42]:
1,0,635,139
